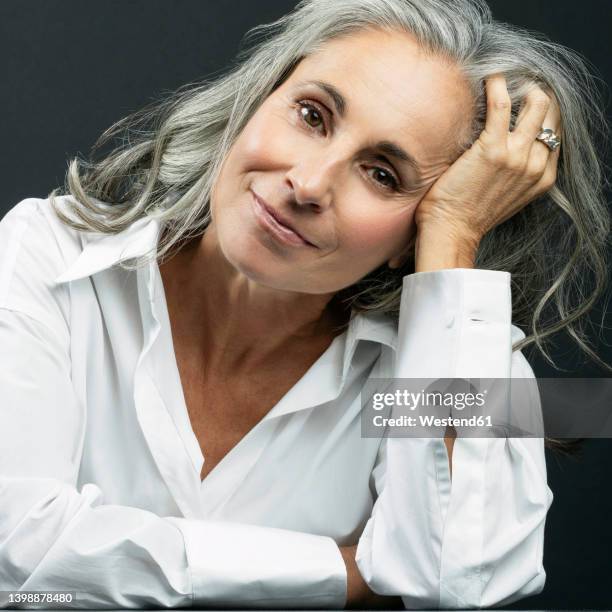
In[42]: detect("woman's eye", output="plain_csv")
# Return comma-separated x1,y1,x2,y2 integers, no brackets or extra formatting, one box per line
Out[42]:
367,167,400,191
297,101,326,132
295,100,400,192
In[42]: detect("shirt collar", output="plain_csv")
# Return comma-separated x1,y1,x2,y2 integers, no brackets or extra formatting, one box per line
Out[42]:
54,215,161,284
341,310,396,377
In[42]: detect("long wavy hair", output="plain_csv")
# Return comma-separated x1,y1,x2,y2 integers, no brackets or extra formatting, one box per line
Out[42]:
50,0,610,384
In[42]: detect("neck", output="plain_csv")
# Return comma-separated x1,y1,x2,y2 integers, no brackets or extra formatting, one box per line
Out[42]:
159,226,349,373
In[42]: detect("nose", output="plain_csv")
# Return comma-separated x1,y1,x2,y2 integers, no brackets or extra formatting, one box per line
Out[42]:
285,156,339,212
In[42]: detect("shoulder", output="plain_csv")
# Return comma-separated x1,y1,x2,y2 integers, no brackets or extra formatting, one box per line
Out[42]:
0,195,84,253
0,195,84,327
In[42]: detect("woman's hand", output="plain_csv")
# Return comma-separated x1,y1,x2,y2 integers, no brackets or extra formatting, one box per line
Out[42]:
413,74,561,273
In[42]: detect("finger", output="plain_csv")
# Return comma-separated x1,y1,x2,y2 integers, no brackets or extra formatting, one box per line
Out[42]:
483,74,512,142
511,86,552,144
513,83,552,127
532,134,561,193
524,95,562,181
538,90,561,140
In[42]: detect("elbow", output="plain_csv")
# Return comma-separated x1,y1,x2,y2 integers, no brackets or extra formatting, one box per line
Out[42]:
435,566,546,610
523,565,547,599
437,534,549,610
438,492,551,610
0,479,100,589
357,524,549,611
485,563,547,609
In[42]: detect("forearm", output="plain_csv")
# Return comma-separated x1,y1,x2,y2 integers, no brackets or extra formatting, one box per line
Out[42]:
340,544,404,609
413,221,474,473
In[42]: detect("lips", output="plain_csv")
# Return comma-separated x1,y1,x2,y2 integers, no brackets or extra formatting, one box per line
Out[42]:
251,190,316,248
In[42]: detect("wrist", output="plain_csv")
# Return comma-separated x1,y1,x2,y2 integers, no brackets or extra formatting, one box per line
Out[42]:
414,221,480,273
339,545,403,609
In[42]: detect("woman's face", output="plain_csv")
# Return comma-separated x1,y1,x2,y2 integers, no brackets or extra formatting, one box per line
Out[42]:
210,27,473,294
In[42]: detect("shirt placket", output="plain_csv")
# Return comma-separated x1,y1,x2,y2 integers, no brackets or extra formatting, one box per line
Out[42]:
132,261,204,518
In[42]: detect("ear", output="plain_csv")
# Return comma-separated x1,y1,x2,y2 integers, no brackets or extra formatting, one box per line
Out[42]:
387,234,416,270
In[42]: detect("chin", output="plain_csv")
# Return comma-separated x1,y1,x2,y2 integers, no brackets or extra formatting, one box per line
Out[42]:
220,230,297,290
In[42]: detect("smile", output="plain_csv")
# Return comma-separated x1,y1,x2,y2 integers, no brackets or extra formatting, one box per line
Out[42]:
251,191,315,248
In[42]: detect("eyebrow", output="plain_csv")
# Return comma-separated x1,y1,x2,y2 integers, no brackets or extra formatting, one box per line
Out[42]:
303,79,423,183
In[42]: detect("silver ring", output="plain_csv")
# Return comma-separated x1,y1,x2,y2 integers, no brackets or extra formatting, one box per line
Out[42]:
536,128,561,151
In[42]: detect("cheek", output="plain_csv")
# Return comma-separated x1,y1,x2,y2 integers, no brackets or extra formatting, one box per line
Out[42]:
231,103,297,171
210,108,286,214
339,205,417,260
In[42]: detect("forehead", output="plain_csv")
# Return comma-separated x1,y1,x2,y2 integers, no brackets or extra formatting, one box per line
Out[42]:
289,28,472,165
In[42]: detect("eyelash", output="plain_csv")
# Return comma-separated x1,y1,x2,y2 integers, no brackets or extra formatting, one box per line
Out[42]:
294,99,402,193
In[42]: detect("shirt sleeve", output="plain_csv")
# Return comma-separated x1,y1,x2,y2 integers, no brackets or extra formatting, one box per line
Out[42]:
0,201,347,609
355,268,554,609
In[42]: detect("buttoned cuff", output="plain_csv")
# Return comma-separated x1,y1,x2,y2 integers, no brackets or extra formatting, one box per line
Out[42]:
167,518,347,609
396,268,512,379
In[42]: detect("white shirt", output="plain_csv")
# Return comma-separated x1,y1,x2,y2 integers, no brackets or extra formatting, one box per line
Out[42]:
0,196,553,609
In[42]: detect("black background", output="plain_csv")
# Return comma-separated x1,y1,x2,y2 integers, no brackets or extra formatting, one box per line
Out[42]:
1,1,611,608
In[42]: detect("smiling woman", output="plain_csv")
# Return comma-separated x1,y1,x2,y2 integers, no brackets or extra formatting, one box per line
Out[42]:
0,0,609,609
206,27,475,296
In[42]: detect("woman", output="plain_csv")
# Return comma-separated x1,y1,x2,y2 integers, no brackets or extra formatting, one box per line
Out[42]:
0,0,609,609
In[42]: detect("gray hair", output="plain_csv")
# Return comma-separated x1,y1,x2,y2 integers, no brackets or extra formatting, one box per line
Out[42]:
50,0,611,375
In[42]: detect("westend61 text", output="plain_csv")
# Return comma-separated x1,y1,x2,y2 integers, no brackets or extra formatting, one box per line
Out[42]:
372,415,494,428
